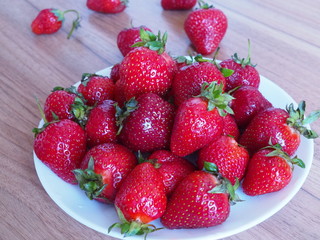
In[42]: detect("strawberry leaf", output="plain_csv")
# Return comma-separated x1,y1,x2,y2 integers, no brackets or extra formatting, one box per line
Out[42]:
115,98,139,135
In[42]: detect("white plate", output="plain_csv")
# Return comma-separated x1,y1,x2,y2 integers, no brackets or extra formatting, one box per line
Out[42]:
34,66,314,240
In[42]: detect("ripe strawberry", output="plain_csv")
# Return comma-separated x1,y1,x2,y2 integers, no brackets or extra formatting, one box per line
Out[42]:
85,100,118,147
239,101,320,156
74,143,137,203
161,162,240,229
198,135,249,185
119,30,174,100
221,114,240,140
109,162,166,238
184,1,228,55
77,73,115,106
172,55,227,106
117,93,175,152
242,144,305,196
110,63,121,82
147,150,196,195
230,86,272,129
113,78,126,107
170,82,234,157
220,41,260,91
33,119,87,184
117,25,153,56
31,8,80,39
87,0,128,13
161,0,197,10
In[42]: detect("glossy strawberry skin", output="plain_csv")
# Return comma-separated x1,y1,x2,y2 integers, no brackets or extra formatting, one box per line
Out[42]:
239,107,300,156
44,90,76,122
198,136,249,185
161,171,230,229
148,150,195,195
85,100,118,147
31,9,62,35
34,119,87,184
170,97,223,157
117,26,152,57
220,59,260,92
110,63,121,82
119,93,175,152
80,143,137,202
78,75,115,106
242,148,293,196
172,61,226,106
86,0,126,13
230,86,273,129
161,0,197,10
119,47,173,100
184,8,228,55
115,162,167,223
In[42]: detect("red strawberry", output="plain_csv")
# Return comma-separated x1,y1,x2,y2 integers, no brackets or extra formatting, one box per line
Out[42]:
220,41,260,91
198,135,249,185
31,8,80,39
170,82,234,157
221,114,240,140
184,2,228,55
33,119,87,184
87,0,127,13
230,86,272,129
77,73,115,106
109,162,166,238
242,144,305,196
147,150,196,195
85,100,118,147
117,26,153,56
113,78,126,107
161,0,197,10
161,162,240,229
74,143,137,203
172,55,227,106
110,63,121,82
239,101,320,156
119,30,174,100
117,93,175,152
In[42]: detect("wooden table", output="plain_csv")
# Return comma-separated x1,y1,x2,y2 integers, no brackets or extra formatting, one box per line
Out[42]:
1,0,319,239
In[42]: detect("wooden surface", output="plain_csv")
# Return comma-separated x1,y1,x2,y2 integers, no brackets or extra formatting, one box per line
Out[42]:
1,0,320,239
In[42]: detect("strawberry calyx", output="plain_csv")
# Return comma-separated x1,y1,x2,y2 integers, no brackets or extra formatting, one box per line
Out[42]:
108,206,163,240
196,81,234,116
121,0,129,6
115,98,139,135
286,100,320,139
231,39,257,68
137,151,162,169
131,28,168,54
198,0,214,9
72,157,109,202
50,9,81,39
80,73,104,86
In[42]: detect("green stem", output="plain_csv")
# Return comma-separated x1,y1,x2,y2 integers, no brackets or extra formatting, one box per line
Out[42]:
63,9,81,39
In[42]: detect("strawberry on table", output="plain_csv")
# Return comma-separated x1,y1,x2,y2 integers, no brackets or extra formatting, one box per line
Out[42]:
161,0,197,10
87,0,128,13
31,8,80,39
73,143,137,203
242,143,305,196
184,1,228,55
109,162,166,238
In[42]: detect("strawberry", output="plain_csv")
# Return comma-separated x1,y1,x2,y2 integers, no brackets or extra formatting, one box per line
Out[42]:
172,55,228,106
198,135,249,185
109,162,166,238
119,30,174,100
77,73,115,106
86,0,128,13
230,86,272,129
117,93,175,152
220,41,260,92
221,114,240,140
170,81,234,157
161,0,197,10
184,1,228,55
147,150,196,195
113,78,126,108
239,101,320,156
161,162,240,229
73,143,137,203
85,100,118,147
242,143,305,196
33,119,87,184
31,8,80,39
110,63,121,82
117,25,153,56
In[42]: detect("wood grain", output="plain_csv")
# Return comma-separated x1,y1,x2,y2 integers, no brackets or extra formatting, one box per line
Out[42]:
0,0,319,239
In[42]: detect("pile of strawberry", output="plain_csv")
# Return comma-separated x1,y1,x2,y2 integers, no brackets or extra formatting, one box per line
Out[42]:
33,20,320,240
